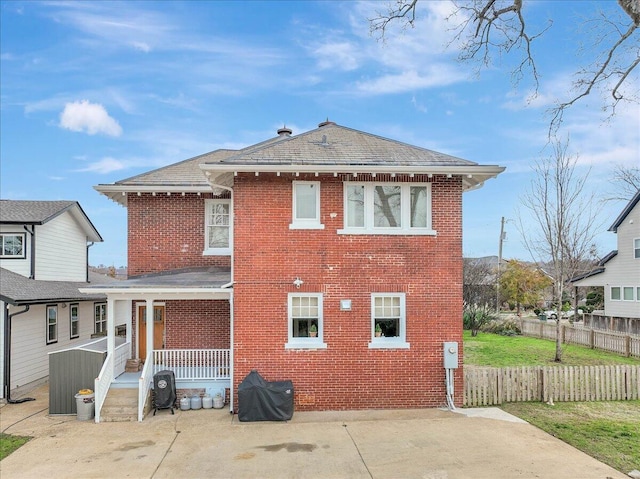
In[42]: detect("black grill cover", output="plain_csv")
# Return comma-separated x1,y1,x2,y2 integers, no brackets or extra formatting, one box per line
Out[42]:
238,370,294,421
153,370,176,409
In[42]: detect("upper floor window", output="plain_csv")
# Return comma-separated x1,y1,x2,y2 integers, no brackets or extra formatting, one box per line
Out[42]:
611,287,621,301
70,303,79,339
369,293,409,349
340,183,434,235
1,233,25,258
290,181,324,229
204,199,232,255
46,305,58,344
623,287,634,301
95,303,107,334
634,238,640,259
286,293,326,349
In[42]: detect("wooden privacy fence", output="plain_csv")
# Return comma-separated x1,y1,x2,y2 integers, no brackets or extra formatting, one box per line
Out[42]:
464,365,640,406
520,319,640,358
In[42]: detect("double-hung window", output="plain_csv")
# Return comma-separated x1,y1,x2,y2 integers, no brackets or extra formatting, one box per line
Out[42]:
70,303,79,339
204,199,232,255
290,181,324,229
634,238,640,259
286,293,326,349
46,305,58,344
340,183,434,235
1,233,25,258
369,293,409,349
95,303,107,334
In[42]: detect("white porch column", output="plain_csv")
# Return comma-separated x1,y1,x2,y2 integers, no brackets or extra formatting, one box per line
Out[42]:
145,298,154,361
107,297,115,359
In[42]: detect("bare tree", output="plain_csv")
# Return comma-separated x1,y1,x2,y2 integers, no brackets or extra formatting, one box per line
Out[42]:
463,257,496,308
369,1,639,133
517,138,602,361
607,164,640,202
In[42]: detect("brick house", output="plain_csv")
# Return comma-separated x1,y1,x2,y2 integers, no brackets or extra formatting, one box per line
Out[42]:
86,121,504,421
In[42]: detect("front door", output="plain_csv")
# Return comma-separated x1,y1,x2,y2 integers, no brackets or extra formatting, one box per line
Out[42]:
138,305,165,360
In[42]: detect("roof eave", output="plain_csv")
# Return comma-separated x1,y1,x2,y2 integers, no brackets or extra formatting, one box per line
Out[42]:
94,184,214,207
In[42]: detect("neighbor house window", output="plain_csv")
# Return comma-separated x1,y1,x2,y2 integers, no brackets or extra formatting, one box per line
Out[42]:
204,199,232,255
290,181,323,229
623,287,634,301
70,303,79,339
634,238,640,259
0,233,25,258
340,183,434,235
611,287,621,301
95,303,107,334
46,305,58,344
369,293,409,349
286,293,326,349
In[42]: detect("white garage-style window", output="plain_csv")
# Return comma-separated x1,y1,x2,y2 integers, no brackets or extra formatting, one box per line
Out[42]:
369,293,409,349
286,293,326,349
46,305,58,344
340,183,435,235
290,181,324,229
204,199,232,255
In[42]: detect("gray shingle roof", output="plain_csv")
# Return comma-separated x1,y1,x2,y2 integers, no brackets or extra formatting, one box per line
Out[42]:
0,268,107,305
211,123,476,167
0,200,76,224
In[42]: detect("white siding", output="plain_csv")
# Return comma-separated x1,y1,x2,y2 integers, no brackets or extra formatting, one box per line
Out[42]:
0,225,31,277
0,300,5,398
8,301,99,393
35,212,88,281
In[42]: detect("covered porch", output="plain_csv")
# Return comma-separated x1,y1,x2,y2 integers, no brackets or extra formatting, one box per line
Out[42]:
80,267,233,422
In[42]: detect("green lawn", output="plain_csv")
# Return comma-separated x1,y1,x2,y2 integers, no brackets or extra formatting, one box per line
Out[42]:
501,401,640,474
0,433,31,461
463,330,640,367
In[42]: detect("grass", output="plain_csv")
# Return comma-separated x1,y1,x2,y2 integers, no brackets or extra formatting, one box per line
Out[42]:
0,433,31,461
463,330,640,367
501,401,640,473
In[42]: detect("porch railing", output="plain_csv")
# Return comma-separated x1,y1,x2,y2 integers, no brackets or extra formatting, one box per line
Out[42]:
138,351,154,422
95,341,131,423
152,349,231,380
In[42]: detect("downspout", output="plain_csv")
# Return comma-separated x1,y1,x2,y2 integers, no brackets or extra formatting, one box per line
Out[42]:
86,241,95,283
3,304,35,403
23,226,35,279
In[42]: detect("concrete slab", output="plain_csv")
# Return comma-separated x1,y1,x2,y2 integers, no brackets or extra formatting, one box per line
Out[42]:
0,385,628,479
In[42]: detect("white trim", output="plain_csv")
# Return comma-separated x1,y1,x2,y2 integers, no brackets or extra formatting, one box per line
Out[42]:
634,238,640,259
290,181,324,230
286,293,325,349
204,198,232,256
368,293,409,349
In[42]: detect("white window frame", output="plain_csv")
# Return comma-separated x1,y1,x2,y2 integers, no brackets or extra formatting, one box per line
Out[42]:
46,305,58,344
70,303,79,339
610,287,621,301
95,303,107,334
285,293,327,349
204,199,232,255
634,238,640,259
0,233,26,258
369,293,409,349
622,286,634,301
339,182,436,235
290,181,324,230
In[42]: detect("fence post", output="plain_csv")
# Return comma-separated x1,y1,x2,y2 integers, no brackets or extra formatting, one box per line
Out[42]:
625,335,631,358
590,329,595,349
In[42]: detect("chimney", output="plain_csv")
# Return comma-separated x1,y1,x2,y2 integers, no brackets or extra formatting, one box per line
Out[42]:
277,126,292,136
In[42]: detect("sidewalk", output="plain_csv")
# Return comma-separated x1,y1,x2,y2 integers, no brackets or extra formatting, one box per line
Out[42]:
0,385,627,479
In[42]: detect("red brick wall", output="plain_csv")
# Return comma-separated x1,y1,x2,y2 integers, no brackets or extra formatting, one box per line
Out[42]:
233,173,464,411
127,193,230,276
165,300,230,349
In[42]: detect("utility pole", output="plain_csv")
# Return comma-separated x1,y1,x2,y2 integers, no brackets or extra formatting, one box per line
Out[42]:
496,216,506,311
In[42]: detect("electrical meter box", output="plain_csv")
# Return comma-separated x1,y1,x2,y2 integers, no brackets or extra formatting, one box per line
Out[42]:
443,342,459,369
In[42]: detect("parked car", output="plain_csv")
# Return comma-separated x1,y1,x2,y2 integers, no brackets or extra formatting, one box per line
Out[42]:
544,309,584,320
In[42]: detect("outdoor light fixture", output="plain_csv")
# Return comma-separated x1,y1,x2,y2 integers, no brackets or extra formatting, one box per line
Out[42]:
293,277,304,288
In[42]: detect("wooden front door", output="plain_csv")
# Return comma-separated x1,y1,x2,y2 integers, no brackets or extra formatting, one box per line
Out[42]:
138,305,165,360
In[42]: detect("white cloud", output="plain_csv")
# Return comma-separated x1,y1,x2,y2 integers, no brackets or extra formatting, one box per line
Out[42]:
59,100,122,136
356,67,465,94
313,42,360,71
76,157,126,174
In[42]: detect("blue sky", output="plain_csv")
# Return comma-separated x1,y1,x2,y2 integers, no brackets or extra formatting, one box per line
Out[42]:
1,1,638,268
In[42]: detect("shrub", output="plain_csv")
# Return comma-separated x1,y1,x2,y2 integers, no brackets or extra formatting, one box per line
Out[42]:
463,303,497,336
481,318,522,336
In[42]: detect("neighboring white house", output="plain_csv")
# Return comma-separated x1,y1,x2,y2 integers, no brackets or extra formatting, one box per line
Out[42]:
572,190,640,322
0,200,106,400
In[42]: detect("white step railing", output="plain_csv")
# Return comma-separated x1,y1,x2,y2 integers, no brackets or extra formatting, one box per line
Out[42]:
152,349,231,380
95,341,131,423
138,351,154,422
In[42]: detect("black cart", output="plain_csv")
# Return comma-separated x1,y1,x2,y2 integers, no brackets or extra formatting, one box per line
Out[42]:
153,370,176,415
238,370,294,421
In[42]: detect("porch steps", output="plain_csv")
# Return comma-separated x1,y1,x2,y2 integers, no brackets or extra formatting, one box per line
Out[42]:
100,389,138,422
